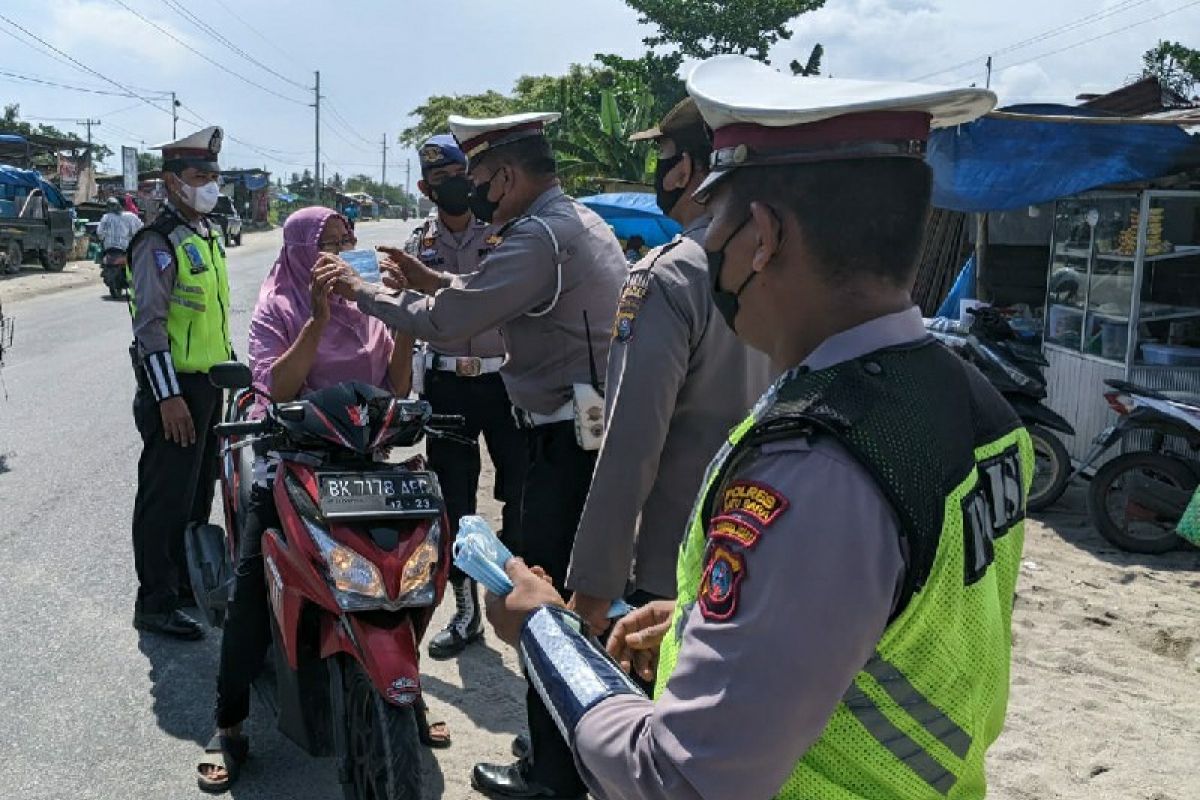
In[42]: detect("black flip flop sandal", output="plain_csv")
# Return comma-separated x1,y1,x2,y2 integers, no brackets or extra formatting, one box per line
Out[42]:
196,733,250,794
414,699,452,749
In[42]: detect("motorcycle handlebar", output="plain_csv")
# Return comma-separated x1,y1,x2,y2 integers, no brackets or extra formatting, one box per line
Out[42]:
214,419,270,437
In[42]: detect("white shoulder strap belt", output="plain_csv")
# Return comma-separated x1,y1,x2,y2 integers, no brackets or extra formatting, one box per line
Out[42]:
512,215,563,318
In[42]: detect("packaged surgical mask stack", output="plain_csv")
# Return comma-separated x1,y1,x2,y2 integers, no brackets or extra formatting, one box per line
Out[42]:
452,515,514,595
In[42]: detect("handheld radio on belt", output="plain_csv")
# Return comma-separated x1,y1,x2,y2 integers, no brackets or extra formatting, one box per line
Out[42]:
572,310,605,451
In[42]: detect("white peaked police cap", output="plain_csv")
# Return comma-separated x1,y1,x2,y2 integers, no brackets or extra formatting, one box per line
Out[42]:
686,55,997,198
448,112,561,161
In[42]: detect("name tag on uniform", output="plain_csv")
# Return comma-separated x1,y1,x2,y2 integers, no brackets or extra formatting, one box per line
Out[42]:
182,242,207,274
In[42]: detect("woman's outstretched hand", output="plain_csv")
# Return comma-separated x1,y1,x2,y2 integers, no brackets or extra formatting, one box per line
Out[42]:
312,254,361,301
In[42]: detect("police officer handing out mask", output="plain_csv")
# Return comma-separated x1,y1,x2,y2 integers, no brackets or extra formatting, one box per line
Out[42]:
485,57,1034,800
383,135,528,661
127,126,231,641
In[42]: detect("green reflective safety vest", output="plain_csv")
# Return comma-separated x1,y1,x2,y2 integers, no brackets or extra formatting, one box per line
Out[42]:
128,212,231,373
656,339,1033,799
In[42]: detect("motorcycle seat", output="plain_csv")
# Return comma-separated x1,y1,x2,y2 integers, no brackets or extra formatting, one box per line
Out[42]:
1162,391,1200,409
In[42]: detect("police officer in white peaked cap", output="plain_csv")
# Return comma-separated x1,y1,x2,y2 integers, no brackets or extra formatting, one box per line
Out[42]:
316,111,628,798
484,55,1034,800
127,125,231,640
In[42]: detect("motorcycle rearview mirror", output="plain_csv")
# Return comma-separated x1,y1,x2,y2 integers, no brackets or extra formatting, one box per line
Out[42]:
209,361,253,390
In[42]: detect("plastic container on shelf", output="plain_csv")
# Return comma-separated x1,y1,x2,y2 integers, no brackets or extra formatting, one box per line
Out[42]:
1047,305,1084,343
1140,343,1200,367
1101,322,1128,360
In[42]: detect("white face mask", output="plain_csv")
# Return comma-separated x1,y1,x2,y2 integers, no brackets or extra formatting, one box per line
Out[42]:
176,179,221,214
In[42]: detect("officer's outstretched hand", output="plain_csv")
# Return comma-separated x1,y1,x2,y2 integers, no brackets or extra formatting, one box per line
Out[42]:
607,600,675,683
375,247,443,294
160,396,196,447
484,557,566,647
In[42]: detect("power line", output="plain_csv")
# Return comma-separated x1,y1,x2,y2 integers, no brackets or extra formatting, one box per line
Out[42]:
158,0,309,91
910,0,1156,82
108,0,309,106
998,0,1200,74
0,67,159,98
0,13,174,117
208,0,308,70
325,99,375,146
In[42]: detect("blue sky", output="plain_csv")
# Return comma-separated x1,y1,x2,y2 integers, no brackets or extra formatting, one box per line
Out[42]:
1,0,1195,185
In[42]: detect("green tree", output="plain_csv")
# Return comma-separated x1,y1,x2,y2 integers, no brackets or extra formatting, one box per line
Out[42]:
0,104,114,162
137,152,163,172
790,43,824,76
622,0,826,61
1142,40,1200,98
398,90,516,147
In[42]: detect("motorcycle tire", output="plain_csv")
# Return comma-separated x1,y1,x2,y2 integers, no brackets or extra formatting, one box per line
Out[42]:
342,662,423,800
183,521,233,627
108,283,121,300
1027,425,1071,512
1087,452,1197,554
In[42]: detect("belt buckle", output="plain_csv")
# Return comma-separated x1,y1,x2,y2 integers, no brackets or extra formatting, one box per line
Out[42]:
456,357,482,377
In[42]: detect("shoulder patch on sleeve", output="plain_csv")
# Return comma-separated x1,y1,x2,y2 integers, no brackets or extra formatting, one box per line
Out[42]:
153,249,173,271
699,544,746,621
712,480,789,540
612,270,653,342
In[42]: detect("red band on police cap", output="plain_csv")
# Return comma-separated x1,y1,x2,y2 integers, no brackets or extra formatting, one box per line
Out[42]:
460,122,546,158
712,111,932,152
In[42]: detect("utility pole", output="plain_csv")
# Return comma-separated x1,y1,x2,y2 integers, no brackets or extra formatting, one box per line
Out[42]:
381,133,388,198
77,118,100,148
404,159,411,206
985,56,993,89
171,92,179,139
312,70,321,204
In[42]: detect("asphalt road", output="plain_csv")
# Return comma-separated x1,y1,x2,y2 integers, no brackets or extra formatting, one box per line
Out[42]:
0,219,526,800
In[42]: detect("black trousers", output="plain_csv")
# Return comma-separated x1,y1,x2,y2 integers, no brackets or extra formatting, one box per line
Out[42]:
215,484,277,728
131,369,221,614
424,369,527,585
517,422,599,794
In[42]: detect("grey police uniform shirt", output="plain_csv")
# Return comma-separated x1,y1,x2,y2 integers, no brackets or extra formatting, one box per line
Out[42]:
573,308,928,800
355,187,626,414
403,214,504,359
565,216,773,600
129,204,215,358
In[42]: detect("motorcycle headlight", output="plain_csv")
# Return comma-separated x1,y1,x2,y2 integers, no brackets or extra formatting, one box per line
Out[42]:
396,521,441,606
304,520,387,609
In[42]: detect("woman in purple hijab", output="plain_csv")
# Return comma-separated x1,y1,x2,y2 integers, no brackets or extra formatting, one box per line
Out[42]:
198,207,434,792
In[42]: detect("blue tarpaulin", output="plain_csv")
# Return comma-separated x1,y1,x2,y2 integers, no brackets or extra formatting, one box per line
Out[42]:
579,192,681,247
0,164,70,209
928,104,1200,213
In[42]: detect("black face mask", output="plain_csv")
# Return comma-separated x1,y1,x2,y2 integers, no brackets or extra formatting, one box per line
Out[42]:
429,174,471,216
654,153,685,216
468,170,504,223
707,215,756,333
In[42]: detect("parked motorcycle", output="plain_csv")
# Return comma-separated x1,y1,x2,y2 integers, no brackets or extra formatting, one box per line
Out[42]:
186,361,463,800
929,308,1076,511
100,247,129,300
1074,379,1200,553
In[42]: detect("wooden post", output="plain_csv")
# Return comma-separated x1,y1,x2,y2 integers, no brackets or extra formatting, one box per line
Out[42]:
975,212,990,304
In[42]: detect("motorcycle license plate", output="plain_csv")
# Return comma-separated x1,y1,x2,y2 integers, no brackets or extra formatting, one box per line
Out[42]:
317,471,441,519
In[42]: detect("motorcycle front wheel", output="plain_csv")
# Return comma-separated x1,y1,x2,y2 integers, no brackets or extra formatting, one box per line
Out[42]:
1027,425,1071,512
1087,451,1197,554
342,662,423,800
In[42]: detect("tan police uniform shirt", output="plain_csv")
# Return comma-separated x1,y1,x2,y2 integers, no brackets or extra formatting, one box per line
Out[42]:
572,309,929,800
403,214,504,359
355,187,626,414
565,216,774,600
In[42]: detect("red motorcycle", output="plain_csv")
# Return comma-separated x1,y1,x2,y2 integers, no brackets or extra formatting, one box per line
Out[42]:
186,361,462,800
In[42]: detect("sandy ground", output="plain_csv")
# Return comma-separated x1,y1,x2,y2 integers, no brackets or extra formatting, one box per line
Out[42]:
0,256,104,305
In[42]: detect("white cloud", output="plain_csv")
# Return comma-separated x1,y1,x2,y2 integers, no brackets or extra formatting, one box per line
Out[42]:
49,0,193,74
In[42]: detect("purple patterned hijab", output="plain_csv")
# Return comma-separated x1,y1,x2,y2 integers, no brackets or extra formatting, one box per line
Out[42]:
248,206,392,396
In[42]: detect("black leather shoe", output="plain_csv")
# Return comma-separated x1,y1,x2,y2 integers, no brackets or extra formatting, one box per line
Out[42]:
428,578,483,660
471,761,582,800
133,608,205,640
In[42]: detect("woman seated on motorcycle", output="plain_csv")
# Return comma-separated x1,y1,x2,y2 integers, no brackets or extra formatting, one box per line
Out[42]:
197,206,444,792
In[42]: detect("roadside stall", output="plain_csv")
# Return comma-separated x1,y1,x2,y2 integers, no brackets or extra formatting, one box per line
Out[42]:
928,104,1200,465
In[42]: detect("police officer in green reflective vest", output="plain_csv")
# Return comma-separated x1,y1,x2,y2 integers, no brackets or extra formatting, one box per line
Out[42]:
484,56,1033,800
127,126,231,641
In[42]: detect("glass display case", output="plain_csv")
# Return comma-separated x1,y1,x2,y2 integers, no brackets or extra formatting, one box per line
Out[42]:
1044,191,1200,367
